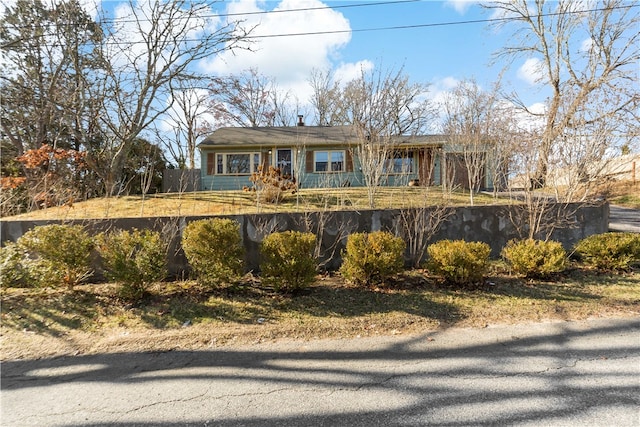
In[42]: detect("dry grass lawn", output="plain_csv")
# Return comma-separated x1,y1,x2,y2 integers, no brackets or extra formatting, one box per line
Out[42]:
4,187,506,220
2,266,638,361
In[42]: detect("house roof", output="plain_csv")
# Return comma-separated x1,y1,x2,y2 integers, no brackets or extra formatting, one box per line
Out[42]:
198,125,449,149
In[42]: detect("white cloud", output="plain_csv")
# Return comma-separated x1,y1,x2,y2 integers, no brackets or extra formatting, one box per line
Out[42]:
199,0,353,103
580,37,594,52
517,58,545,85
444,0,475,14
333,60,374,84
439,76,460,90
509,101,546,133
527,102,546,115
427,76,460,105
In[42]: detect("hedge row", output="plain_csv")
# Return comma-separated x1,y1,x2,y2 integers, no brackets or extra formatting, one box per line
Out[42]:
2,221,639,298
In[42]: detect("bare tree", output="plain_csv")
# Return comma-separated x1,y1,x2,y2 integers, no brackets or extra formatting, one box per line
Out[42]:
440,79,506,205
308,68,346,126
207,68,279,128
486,0,640,188
270,84,303,127
340,65,433,208
158,78,211,170
92,0,252,196
486,100,520,198
547,94,620,201
353,132,394,209
396,147,453,267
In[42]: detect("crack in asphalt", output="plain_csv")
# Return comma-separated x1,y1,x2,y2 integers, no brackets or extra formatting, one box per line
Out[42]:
6,352,638,425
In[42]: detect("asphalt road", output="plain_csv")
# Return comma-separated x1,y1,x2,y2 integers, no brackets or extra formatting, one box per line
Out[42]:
609,205,640,233
2,317,639,426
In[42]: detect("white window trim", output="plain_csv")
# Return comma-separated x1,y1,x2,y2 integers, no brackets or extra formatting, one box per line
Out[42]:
314,150,346,173
216,152,261,175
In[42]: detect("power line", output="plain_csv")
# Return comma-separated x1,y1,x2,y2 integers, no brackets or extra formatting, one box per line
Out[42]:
1,0,420,48
2,3,638,48
251,3,640,39
124,0,420,22
2,0,420,28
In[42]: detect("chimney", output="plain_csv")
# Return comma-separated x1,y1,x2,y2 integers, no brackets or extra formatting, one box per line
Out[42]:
297,115,304,126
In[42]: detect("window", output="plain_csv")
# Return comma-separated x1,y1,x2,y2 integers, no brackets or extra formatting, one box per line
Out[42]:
216,154,223,174
315,150,345,172
253,153,261,173
385,151,414,174
277,149,292,176
210,152,261,175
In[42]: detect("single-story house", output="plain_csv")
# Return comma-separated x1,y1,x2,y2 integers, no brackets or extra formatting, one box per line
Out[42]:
198,121,498,191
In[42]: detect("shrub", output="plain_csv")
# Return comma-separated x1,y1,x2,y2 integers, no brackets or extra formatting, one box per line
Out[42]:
340,231,405,286
426,240,490,285
573,232,640,271
182,218,245,287
97,229,167,301
17,224,94,288
0,242,33,288
260,231,317,292
501,239,568,278
243,165,296,204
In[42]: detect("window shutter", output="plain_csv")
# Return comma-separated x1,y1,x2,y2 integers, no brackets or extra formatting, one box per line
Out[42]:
306,151,314,172
346,150,353,172
207,152,215,175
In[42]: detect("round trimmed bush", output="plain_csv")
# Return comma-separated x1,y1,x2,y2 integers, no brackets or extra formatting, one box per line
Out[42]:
97,228,167,301
260,231,317,292
426,239,490,285
17,224,94,288
181,218,245,287
573,232,640,271
340,231,405,286
501,239,567,278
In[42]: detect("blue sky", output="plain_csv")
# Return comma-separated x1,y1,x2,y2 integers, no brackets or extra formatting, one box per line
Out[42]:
330,1,502,82
0,0,554,127
201,0,547,111
0,0,547,118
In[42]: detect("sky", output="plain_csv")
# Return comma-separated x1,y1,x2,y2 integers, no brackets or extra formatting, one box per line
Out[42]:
7,0,633,162
0,0,553,121
196,0,546,112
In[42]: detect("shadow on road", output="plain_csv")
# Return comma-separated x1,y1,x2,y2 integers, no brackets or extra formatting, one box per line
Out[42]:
2,318,639,426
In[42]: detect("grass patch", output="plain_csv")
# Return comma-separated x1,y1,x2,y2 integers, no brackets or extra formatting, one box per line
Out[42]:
605,180,640,208
612,194,640,209
3,187,507,220
2,267,638,360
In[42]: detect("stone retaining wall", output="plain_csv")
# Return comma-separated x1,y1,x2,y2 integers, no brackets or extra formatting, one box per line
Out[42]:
0,203,609,275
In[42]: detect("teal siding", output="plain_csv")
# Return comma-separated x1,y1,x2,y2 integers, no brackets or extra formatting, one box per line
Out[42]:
201,175,253,191
299,172,360,188
201,146,436,190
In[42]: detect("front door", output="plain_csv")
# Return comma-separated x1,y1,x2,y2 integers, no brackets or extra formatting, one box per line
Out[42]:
418,148,433,185
276,149,293,177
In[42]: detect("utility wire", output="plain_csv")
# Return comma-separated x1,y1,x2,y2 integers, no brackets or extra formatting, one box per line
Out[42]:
112,0,421,23
2,0,420,28
2,3,638,48
252,3,640,39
